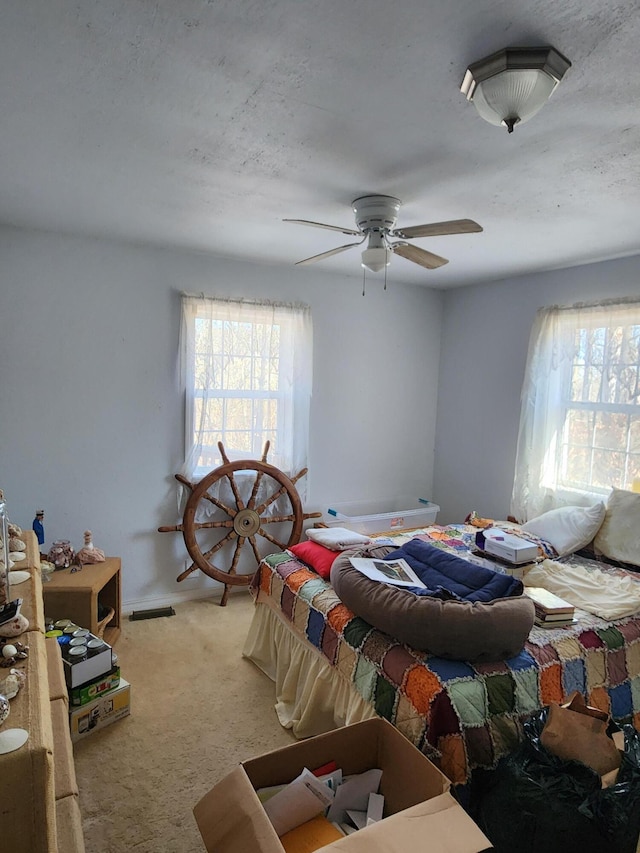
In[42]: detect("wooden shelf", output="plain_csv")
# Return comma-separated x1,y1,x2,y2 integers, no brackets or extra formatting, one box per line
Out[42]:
42,557,122,645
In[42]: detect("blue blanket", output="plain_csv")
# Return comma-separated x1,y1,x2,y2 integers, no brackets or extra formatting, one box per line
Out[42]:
384,538,523,601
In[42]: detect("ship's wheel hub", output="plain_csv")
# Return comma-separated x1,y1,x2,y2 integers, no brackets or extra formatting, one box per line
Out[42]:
233,507,261,537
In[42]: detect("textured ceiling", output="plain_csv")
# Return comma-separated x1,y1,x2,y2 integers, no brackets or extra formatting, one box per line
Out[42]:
1,0,639,287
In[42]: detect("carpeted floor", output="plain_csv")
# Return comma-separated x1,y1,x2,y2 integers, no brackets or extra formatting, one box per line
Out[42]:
74,593,296,852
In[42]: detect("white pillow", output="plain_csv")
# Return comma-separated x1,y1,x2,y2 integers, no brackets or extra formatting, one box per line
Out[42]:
594,488,640,565
521,502,606,557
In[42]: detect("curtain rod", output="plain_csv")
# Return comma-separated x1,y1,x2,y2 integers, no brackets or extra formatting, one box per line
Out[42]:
180,292,310,311
540,295,640,314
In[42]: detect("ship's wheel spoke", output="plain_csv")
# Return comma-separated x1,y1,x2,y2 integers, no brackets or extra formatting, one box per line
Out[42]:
177,560,198,582
157,523,184,533
225,470,246,512
202,493,237,517
254,483,290,516
228,538,244,575
247,469,266,510
202,530,237,561
257,527,288,551
220,538,245,605
248,535,262,565
259,513,296,525
193,519,234,531
175,472,237,517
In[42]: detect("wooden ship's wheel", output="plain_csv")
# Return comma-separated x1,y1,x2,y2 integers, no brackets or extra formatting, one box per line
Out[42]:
159,441,321,605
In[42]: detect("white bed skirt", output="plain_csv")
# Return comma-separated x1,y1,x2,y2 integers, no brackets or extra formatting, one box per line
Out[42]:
242,600,377,738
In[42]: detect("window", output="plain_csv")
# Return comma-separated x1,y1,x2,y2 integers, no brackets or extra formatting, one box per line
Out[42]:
180,295,313,492
511,299,640,521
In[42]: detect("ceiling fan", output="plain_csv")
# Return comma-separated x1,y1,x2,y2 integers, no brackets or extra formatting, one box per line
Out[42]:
284,195,482,273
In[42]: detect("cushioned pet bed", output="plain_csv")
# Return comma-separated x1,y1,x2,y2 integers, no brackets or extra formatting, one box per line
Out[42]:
243,524,640,786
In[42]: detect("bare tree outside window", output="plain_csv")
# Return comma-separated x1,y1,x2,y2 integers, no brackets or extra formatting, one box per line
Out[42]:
512,299,640,521
180,296,313,494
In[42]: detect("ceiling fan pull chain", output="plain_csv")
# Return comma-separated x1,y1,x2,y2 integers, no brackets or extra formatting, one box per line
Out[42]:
362,267,366,296
384,262,388,291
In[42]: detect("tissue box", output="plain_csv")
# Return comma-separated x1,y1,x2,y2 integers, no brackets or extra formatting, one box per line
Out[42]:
483,529,538,564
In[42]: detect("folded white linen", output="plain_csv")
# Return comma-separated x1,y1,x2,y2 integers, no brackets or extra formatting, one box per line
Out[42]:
306,527,372,551
524,559,640,621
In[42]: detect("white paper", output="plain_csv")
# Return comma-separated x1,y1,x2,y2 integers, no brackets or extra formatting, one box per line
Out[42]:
262,767,335,837
348,558,426,589
345,793,385,830
255,783,287,804
366,792,384,825
345,810,368,830
326,768,383,824
317,769,343,793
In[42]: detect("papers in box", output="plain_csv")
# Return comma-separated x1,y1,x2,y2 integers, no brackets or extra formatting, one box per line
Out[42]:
193,717,491,853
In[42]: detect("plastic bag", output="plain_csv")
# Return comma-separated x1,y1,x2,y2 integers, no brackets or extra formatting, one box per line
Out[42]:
468,707,640,853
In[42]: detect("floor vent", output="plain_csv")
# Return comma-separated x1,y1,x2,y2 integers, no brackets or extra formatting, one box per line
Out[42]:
129,607,176,621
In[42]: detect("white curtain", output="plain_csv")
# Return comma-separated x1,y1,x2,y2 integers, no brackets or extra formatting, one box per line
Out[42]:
179,295,313,502
511,298,640,522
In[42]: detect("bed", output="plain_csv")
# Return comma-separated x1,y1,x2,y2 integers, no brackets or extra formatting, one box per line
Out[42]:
243,506,640,787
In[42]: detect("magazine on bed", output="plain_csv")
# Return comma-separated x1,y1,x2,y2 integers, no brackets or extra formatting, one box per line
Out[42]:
348,557,427,589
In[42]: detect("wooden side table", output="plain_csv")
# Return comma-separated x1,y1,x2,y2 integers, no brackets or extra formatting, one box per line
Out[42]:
42,557,122,645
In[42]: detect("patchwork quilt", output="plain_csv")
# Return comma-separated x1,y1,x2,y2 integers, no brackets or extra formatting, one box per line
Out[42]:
250,525,640,786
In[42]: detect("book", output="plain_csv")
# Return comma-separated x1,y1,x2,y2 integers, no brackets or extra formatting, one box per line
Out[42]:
525,587,574,614
535,616,576,628
535,611,577,622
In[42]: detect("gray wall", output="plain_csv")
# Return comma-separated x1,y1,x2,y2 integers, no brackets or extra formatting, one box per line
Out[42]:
433,254,640,524
0,226,443,610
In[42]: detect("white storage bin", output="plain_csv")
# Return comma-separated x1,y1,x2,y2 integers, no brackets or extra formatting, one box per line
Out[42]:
324,497,439,534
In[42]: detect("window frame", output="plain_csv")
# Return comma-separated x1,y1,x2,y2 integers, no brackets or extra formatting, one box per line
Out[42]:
180,295,313,488
512,298,640,521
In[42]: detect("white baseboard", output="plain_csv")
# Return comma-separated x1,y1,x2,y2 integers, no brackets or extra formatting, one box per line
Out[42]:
123,585,246,615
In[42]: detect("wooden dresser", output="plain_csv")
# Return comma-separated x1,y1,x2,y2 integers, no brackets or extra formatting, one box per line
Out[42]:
0,531,85,852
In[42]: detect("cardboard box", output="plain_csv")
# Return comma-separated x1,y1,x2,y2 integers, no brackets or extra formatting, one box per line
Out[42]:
61,633,113,688
194,718,491,853
69,678,130,742
69,665,121,707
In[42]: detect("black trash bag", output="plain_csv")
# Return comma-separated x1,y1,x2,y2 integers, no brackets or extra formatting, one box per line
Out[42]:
468,707,640,853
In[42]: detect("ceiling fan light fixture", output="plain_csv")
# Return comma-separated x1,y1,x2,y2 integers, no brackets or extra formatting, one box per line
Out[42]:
461,46,571,133
361,246,391,273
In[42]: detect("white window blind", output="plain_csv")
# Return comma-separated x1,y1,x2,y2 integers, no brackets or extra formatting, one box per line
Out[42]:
180,295,313,494
511,298,640,521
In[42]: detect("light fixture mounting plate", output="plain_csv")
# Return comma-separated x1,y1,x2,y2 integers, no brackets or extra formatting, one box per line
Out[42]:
352,195,401,233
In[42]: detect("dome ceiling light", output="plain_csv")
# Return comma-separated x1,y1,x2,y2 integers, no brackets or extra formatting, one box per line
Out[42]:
460,46,572,133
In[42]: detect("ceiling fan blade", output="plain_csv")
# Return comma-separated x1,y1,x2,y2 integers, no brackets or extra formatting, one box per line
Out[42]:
283,218,361,236
295,241,363,266
393,219,483,239
392,242,449,269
